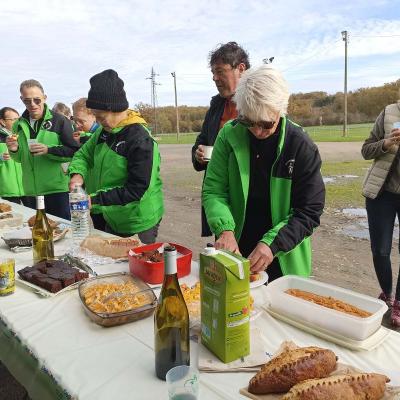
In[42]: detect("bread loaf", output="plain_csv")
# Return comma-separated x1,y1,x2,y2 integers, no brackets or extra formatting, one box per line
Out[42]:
248,346,337,394
282,373,389,400
80,235,141,258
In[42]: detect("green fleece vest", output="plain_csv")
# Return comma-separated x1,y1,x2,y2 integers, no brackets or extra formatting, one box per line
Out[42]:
0,132,24,197
11,106,71,196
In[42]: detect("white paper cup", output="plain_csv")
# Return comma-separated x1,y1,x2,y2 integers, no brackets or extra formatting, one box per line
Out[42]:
203,145,213,161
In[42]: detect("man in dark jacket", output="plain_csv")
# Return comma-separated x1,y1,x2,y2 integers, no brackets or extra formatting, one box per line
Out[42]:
192,42,250,236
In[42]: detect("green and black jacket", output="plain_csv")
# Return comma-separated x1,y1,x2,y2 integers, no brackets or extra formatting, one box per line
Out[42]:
11,105,78,196
0,127,24,197
68,111,164,235
202,116,325,276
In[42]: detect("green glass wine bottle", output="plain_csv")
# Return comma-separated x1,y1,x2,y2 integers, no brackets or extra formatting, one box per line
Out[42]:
32,196,54,264
154,245,190,380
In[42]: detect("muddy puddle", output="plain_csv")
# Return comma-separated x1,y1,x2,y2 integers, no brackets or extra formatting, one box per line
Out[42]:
336,208,399,240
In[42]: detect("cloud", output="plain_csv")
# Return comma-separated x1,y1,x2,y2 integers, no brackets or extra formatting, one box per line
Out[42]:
0,0,399,112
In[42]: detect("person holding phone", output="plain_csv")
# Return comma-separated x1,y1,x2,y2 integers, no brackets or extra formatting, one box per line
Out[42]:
361,93,400,327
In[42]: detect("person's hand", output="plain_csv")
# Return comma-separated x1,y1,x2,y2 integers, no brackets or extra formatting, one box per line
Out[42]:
1,152,10,161
195,145,208,165
383,128,400,151
30,143,48,156
5,136,18,152
248,242,274,273
215,230,241,254
72,131,83,144
69,174,84,192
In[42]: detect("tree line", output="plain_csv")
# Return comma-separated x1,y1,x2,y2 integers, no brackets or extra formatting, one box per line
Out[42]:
135,80,400,134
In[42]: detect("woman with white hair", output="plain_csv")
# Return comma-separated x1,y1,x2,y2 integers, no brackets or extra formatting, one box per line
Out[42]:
202,65,325,281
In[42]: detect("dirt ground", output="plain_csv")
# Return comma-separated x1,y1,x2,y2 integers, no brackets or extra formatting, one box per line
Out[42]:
158,143,399,331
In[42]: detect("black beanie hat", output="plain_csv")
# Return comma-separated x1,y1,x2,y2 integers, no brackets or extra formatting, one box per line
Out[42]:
86,69,129,112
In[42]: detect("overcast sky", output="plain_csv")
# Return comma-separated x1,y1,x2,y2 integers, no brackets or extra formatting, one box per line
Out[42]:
1,0,399,113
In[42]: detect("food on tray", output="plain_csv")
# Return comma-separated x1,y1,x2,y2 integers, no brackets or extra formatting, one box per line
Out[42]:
248,346,337,394
285,289,372,318
80,235,142,259
0,213,13,220
282,373,389,400
0,203,12,213
250,272,261,282
82,281,151,313
28,215,58,229
180,282,200,319
18,260,89,293
134,249,163,262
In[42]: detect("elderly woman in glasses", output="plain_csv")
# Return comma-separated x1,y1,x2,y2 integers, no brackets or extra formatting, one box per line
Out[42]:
202,65,325,281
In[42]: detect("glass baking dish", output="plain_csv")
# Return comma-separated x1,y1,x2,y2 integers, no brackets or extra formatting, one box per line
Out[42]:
78,272,157,327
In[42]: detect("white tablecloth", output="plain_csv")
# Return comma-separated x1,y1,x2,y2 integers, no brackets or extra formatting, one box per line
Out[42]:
0,201,400,400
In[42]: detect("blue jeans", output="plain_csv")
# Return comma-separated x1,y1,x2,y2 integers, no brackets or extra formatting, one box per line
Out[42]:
366,191,400,300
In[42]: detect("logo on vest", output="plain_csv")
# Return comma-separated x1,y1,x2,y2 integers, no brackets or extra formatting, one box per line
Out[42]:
285,159,295,176
42,121,52,130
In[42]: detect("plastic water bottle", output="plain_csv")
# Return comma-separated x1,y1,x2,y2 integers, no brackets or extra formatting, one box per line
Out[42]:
69,184,90,247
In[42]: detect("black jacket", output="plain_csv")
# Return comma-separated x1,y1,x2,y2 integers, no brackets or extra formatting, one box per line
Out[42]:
192,94,226,236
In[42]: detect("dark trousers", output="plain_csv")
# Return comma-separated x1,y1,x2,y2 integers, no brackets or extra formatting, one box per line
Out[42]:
43,192,71,221
91,213,107,232
105,221,161,244
2,196,36,209
366,191,400,300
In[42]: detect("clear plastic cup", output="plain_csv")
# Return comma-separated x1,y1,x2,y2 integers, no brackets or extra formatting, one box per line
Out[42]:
203,145,213,161
166,365,199,400
28,138,38,153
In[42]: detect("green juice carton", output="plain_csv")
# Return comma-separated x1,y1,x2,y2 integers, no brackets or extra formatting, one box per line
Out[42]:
200,247,250,363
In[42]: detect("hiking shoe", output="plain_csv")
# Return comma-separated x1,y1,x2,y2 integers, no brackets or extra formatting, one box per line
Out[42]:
391,300,400,327
378,292,394,308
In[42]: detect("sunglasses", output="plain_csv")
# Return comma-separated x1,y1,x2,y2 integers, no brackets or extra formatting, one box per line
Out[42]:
237,116,276,130
21,97,43,106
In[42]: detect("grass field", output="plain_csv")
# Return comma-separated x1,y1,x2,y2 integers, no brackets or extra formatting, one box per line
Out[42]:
322,160,371,209
155,123,373,144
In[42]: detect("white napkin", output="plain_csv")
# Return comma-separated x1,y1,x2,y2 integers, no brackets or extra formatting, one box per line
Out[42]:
198,327,270,372
3,226,32,240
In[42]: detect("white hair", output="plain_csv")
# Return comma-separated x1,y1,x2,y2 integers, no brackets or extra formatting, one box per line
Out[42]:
233,65,290,121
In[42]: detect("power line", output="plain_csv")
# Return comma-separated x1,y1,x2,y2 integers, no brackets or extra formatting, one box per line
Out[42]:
352,34,400,38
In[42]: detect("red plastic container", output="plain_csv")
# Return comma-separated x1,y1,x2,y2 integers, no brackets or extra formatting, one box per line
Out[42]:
128,243,192,284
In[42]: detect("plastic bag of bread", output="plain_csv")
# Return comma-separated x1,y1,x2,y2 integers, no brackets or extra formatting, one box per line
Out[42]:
80,235,142,259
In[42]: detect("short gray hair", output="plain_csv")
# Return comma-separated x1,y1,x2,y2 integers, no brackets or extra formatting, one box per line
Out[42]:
233,65,289,121
20,79,45,94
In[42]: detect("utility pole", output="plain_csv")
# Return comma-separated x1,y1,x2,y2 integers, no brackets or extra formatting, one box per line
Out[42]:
171,72,180,140
341,30,348,137
146,67,160,136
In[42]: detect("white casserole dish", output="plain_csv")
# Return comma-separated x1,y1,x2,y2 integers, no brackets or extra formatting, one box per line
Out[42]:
265,275,388,341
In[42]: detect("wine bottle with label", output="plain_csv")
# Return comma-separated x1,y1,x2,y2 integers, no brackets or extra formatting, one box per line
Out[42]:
32,196,54,264
154,245,190,380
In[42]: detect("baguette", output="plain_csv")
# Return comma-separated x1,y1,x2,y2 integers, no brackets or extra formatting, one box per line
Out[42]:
282,373,389,400
248,346,337,394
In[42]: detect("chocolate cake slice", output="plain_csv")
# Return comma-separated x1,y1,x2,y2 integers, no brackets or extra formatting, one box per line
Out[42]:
17,259,89,293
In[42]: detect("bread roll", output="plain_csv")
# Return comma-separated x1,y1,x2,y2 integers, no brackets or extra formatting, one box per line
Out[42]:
282,373,389,400
248,346,337,394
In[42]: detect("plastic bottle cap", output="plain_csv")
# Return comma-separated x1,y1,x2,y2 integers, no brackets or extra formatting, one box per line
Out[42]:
203,246,217,255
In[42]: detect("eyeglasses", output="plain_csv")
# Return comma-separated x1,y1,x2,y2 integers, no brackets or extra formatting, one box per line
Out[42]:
237,116,276,130
21,97,43,106
3,117,18,121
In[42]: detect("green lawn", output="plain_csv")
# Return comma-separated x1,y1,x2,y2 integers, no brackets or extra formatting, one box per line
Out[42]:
322,160,371,209
154,123,372,144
